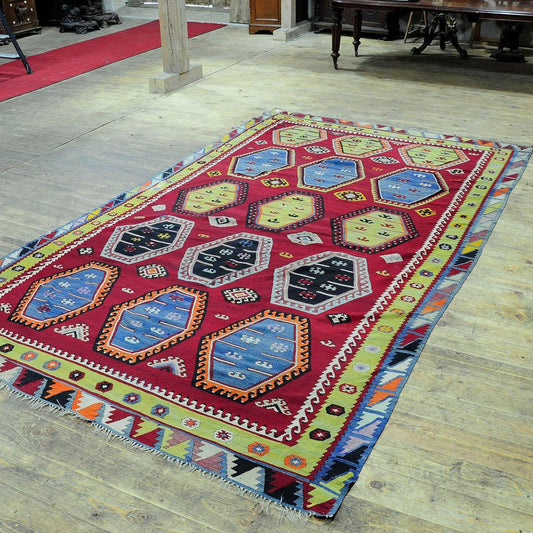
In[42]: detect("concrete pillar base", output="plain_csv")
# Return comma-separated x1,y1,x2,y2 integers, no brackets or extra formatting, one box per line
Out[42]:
148,65,203,94
272,20,312,41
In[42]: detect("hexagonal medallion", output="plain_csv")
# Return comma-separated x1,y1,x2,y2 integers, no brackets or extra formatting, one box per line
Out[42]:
273,125,327,147
229,148,294,178
333,135,391,157
173,179,248,216
193,309,310,403
298,157,363,191
332,206,418,254
101,215,194,264
271,251,372,313
247,191,324,232
400,144,469,169
178,232,273,287
9,262,119,330
372,170,448,208
94,285,208,364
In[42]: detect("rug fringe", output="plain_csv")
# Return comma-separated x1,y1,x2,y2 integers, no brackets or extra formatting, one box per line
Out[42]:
0,378,313,522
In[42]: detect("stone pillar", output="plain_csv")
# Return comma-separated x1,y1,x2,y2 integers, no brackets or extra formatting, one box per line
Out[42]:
272,0,311,41
149,0,203,94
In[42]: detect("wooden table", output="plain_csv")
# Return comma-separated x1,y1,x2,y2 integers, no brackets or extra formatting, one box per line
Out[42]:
330,0,533,68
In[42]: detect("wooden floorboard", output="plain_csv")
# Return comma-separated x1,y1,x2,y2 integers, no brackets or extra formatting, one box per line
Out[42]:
0,12,531,532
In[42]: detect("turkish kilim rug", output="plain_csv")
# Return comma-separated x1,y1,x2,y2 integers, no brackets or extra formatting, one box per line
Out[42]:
0,111,531,517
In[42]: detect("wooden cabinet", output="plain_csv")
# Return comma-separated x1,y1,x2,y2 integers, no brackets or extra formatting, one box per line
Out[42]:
1,0,40,36
249,0,281,34
249,0,309,34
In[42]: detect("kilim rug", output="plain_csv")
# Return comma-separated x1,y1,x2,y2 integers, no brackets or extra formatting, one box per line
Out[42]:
0,20,225,102
0,111,531,517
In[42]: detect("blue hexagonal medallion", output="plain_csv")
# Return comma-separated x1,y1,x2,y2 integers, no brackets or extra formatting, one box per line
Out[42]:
229,148,293,178
372,170,448,208
94,285,208,364
299,157,363,190
193,310,310,403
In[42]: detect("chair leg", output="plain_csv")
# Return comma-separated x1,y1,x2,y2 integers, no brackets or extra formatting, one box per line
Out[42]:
403,11,414,43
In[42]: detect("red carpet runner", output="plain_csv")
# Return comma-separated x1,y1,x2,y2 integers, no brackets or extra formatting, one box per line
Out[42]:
0,21,225,101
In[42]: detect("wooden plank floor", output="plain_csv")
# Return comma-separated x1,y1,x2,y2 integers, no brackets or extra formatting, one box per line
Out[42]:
0,10,532,532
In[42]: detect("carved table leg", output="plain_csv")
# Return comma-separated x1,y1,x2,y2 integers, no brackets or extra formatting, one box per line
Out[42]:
352,10,363,56
449,23,468,58
383,12,400,41
490,22,525,62
412,12,468,58
331,4,343,69
411,13,439,55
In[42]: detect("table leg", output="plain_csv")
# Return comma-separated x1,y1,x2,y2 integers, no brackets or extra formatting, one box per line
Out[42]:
411,13,439,55
449,26,468,58
331,4,343,69
353,10,363,56
412,12,468,58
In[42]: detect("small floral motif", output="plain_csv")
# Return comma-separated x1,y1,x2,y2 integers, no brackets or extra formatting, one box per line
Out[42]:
248,442,269,456
181,417,200,430
241,334,260,345
390,307,406,315
261,177,289,188
309,428,331,441
305,145,330,154
269,342,289,353
214,429,233,442
326,404,346,416
20,350,37,360
151,404,169,418
284,454,306,470
221,287,260,305
137,263,168,279
416,208,436,217
334,190,366,202
364,345,381,354
69,370,85,381
327,312,351,325
43,360,61,371
339,383,357,394
123,392,141,404
96,381,113,393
